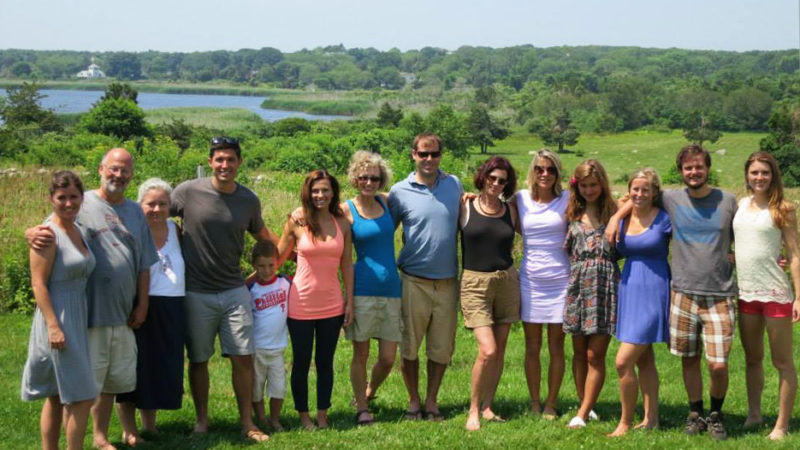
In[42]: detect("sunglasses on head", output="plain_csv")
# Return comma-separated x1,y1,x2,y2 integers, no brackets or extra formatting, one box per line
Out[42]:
211,136,239,146
415,150,442,159
534,165,556,176
487,174,508,185
357,175,381,183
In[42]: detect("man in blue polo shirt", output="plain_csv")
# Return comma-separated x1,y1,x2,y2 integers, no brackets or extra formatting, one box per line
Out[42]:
388,132,462,421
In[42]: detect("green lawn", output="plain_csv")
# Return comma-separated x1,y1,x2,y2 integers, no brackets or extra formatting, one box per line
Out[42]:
484,129,766,193
2,312,800,449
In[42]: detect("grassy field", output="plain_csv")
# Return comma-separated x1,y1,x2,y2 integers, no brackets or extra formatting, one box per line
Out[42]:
145,107,264,129
2,130,800,448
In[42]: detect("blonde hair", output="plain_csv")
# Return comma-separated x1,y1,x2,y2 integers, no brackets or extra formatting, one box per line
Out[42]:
526,148,563,200
347,150,392,190
628,168,662,206
565,159,617,223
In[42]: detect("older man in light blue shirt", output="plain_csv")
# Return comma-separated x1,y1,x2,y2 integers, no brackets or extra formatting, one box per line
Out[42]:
388,132,462,421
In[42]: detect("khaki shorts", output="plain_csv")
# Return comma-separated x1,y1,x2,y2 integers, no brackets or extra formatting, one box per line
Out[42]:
88,325,137,394
460,267,521,328
400,272,458,364
669,291,736,363
346,296,402,342
253,348,286,400
185,286,254,363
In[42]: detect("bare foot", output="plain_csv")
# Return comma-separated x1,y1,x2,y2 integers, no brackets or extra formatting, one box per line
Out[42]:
270,420,285,432
608,423,631,437
542,406,558,420
121,432,146,447
317,412,329,429
768,428,788,440
299,413,316,431
465,413,481,431
633,420,658,430
140,427,158,434
481,409,505,422
530,403,542,416
192,421,208,434
744,415,764,428
92,439,117,450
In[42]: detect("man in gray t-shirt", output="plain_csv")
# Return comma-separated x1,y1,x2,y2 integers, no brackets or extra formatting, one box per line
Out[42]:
171,137,275,442
608,144,737,440
27,148,158,448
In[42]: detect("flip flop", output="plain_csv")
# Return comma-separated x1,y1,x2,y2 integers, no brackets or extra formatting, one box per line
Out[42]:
425,410,445,422
356,410,374,426
404,409,422,421
484,414,506,423
567,416,587,429
243,429,270,442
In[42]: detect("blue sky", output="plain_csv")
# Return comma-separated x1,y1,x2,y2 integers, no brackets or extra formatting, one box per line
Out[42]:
0,0,796,52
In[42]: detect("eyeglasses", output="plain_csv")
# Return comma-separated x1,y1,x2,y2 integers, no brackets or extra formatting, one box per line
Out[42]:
534,165,556,176
211,136,239,146
415,150,442,159
487,175,508,185
357,175,381,183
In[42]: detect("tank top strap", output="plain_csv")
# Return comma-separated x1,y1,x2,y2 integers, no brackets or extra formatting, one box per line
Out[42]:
346,199,360,223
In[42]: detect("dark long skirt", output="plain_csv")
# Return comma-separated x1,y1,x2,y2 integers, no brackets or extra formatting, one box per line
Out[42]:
117,295,185,409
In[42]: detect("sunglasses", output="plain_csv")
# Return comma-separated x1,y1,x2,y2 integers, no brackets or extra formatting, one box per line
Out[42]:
211,136,239,146
487,174,508,185
534,165,556,176
415,150,442,159
357,175,381,183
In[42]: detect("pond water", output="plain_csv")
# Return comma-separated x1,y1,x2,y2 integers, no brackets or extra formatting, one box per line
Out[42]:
2,89,347,122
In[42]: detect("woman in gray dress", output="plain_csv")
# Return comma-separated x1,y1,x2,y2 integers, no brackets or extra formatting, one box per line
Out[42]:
21,171,98,450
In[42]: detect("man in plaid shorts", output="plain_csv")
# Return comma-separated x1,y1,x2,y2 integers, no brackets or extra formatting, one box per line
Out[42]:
608,144,737,440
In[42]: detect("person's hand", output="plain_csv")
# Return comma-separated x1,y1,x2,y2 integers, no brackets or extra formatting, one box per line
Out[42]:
605,217,620,247
461,192,477,204
778,256,788,269
47,324,66,350
128,304,147,329
289,208,306,227
343,300,354,327
793,299,800,323
25,225,55,250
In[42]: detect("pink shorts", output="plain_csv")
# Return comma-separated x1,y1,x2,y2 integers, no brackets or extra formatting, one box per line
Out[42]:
738,300,792,318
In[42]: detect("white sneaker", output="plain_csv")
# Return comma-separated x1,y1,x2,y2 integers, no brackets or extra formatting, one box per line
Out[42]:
588,410,599,421
568,416,587,429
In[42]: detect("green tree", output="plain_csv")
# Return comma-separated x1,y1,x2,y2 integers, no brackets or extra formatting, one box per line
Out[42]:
156,118,193,151
529,109,579,152
272,117,311,137
98,82,138,104
682,111,722,147
105,52,142,80
78,98,150,140
0,82,61,132
376,102,403,128
760,101,800,187
424,105,471,158
722,87,772,130
466,104,510,153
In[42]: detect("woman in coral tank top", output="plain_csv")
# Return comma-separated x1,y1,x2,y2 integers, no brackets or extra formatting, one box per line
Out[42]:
277,170,354,430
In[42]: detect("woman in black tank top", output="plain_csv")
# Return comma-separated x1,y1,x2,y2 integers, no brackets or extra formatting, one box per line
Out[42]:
460,156,520,431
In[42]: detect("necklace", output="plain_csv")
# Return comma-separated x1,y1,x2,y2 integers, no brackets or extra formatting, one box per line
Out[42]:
478,194,502,215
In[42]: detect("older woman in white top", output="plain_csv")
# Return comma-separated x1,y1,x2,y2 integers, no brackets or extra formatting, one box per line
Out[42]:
117,178,186,440
734,152,800,441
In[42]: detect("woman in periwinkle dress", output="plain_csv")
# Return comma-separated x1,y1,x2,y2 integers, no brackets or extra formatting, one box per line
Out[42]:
516,148,570,418
21,171,98,450
609,168,671,437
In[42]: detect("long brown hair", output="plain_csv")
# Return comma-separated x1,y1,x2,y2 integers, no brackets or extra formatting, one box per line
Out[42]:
565,159,617,223
745,151,792,228
300,169,342,239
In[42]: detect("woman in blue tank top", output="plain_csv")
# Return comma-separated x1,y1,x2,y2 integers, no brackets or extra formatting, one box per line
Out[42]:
342,151,402,425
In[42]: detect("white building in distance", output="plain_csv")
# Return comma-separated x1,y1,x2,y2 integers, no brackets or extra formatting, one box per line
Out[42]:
76,60,105,79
